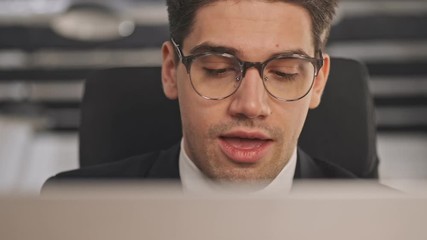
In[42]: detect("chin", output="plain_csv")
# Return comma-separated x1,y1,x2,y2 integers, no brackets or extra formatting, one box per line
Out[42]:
209,165,277,183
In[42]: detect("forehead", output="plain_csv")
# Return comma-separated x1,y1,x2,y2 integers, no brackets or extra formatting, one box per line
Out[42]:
184,0,314,59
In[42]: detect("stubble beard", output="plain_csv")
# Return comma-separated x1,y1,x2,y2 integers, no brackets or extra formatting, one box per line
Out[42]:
184,119,298,183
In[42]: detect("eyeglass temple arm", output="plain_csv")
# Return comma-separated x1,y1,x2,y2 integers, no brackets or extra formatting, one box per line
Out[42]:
171,38,183,60
316,50,324,75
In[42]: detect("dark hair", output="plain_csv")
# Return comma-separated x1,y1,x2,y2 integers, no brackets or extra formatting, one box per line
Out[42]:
166,0,338,51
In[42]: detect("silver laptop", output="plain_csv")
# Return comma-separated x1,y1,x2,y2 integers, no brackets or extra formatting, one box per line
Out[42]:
1,180,427,240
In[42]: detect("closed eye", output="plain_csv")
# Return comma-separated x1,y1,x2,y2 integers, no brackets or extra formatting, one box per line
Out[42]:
203,67,234,77
271,71,298,81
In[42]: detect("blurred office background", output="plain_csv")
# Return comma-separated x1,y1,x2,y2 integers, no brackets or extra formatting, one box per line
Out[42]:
0,0,426,194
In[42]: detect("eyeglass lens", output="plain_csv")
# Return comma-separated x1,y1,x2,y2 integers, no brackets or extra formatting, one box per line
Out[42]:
189,54,316,100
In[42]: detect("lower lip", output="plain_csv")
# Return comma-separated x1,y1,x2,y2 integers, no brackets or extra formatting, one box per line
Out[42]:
218,137,273,164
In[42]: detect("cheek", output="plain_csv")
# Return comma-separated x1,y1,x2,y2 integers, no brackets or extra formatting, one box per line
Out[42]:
176,72,222,139
293,97,311,133
176,71,196,120
276,96,311,138
180,102,226,140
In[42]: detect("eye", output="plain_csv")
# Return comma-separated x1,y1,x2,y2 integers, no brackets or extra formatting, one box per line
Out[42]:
193,54,239,79
204,67,228,75
203,67,236,78
270,70,298,81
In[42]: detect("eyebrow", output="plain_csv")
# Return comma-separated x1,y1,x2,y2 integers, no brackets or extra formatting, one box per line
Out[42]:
189,42,312,58
189,43,239,55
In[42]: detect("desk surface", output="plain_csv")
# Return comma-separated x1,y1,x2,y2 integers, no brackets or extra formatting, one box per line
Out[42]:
2,181,427,240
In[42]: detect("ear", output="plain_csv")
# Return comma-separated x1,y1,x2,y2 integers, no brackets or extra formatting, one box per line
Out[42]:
309,54,330,109
161,41,178,100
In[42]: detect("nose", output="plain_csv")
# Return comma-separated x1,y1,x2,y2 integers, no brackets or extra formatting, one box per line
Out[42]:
228,68,272,119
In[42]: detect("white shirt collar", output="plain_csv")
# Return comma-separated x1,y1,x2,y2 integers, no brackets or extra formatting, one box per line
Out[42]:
179,139,296,194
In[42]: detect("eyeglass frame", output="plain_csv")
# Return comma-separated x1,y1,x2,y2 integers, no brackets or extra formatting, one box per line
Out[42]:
171,38,324,102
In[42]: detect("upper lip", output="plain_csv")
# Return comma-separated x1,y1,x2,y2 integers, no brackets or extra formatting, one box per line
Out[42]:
220,129,272,140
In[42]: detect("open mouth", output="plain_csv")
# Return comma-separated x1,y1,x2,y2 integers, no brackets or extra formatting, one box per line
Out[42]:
218,131,273,164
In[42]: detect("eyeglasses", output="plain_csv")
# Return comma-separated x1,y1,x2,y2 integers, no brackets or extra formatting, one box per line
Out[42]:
171,38,324,102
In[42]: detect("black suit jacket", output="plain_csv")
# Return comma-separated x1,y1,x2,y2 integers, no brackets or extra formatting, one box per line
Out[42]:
44,144,356,189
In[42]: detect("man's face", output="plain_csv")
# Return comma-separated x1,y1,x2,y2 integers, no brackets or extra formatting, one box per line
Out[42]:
162,0,330,182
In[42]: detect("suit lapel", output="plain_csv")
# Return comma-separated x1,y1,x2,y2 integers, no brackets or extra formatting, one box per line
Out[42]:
294,148,324,179
146,143,181,179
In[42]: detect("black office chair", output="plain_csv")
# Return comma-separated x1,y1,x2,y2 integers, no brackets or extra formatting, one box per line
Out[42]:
79,58,379,178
